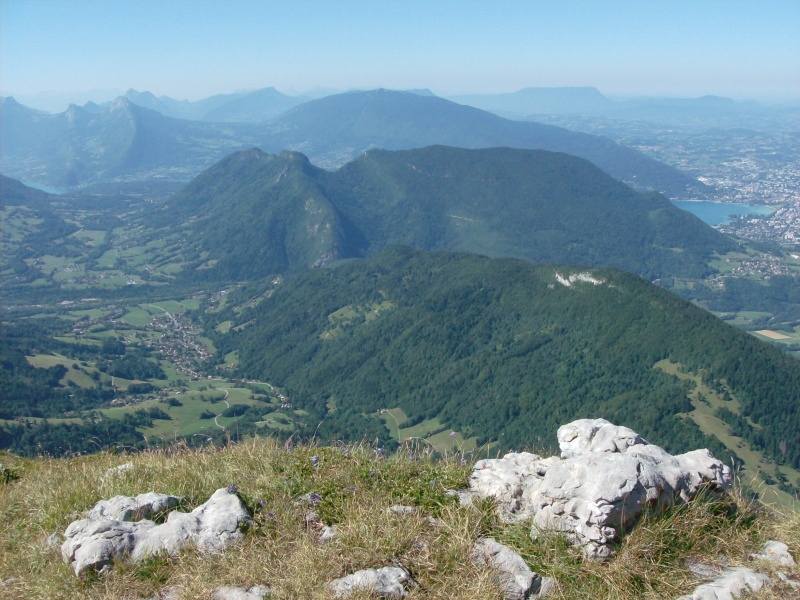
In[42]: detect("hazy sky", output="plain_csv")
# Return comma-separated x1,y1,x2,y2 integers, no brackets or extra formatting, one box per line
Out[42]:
2,0,799,109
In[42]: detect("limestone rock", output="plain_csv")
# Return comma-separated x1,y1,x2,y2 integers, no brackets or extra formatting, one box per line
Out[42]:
319,524,338,543
211,585,271,599
329,567,414,598
678,566,770,600
388,505,415,515
88,492,181,522
752,540,795,566
62,488,252,576
469,419,731,559
104,462,134,478
472,537,544,599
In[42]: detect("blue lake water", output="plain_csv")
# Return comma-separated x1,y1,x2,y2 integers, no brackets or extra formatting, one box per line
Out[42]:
23,182,68,195
670,201,774,226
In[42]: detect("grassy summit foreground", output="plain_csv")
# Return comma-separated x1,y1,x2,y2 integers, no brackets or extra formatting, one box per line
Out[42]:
1,438,798,599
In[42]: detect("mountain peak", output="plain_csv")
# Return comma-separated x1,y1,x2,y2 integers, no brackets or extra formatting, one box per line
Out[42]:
110,96,133,111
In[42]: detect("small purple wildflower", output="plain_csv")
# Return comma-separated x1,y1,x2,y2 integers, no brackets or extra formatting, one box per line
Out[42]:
267,512,276,519
311,455,319,467
344,449,350,457
449,431,457,437
369,471,375,477
377,448,383,455
226,485,238,494
429,481,435,487
346,486,356,493
259,499,267,507
309,492,322,507
408,453,414,460
285,442,291,453
460,457,466,464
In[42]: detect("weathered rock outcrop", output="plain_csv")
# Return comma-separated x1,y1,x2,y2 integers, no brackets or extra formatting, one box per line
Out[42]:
469,419,731,559
87,492,181,522
328,567,414,598
211,585,272,600
677,566,770,600
62,488,252,576
472,537,552,599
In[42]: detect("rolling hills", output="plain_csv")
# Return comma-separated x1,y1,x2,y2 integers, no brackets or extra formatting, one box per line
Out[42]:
158,146,734,281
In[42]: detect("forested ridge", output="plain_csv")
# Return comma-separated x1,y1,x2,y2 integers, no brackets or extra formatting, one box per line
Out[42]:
157,146,734,283
212,247,800,467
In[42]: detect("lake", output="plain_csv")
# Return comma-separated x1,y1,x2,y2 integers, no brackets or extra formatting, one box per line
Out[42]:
23,182,68,195
671,200,774,226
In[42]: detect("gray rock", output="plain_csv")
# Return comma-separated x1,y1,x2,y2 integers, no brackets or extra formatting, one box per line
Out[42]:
104,462,134,478
469,419,731,559
388,505,415,515
328,567,414,598
678,566,770,600
62,488,252,577
686,559,718,580
46,532,62,549
319,524,338,543
88,491,181,522
141,587,180,600
777,571,800,590
752,540,795,566
446,489,476,507
211,585,271,599
472,537,543,599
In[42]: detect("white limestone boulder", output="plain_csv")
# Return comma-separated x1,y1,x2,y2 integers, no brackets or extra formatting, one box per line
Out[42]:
62,488,252,577
88,491,181,522
328,567,414,598
677,566,770,600
472,537,548,599
211,585,271,599
752,540,795,566
469,419,731,559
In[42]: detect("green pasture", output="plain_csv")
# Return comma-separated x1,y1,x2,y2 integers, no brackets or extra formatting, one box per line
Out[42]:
119,307,153,327
26,353,99,388
656,359,800,508
257,411,295,431
101,388,271,438
70,230,106,246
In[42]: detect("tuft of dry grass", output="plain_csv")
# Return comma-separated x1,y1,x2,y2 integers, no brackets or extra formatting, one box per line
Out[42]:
1,440,797,599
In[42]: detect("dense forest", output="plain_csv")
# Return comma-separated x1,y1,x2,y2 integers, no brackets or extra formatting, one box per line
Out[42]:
209,247,800,467
155,146,734,282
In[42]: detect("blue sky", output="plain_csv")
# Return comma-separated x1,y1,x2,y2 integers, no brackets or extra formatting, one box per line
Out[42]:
2,0,799,109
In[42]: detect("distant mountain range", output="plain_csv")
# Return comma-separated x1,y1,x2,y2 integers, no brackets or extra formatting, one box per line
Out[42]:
1,90,707,196
449,86,616,115
125,87,308,122
157,146,733,281
447,86,787,127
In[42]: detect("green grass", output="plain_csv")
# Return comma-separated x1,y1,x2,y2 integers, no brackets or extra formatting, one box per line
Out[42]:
0,441,797,599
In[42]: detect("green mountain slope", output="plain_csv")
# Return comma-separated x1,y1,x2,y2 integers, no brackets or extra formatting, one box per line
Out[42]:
159,149,354,279
222,247,800,471
159,146,734,281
